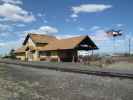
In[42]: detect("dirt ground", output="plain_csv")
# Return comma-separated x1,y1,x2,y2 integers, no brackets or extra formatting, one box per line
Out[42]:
107,62,133,70
0,63,133,100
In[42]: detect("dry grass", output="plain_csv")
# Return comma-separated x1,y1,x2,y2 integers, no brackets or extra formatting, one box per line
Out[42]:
0,65,45,100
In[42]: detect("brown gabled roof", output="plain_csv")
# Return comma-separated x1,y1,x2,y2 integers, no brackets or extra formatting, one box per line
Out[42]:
37,35,93,51
15,45,36,54
18,33,98,52
15,46,26,54
23,33,57,45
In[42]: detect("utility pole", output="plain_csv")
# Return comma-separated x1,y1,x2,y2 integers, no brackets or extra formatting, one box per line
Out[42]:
128,38,131,56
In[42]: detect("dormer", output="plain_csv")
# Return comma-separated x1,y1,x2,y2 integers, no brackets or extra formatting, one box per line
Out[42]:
23,33,57,47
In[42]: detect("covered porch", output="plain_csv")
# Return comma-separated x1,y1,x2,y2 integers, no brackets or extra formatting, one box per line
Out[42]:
39,36,98,62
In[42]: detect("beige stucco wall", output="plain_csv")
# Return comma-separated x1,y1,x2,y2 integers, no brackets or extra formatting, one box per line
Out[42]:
17,56,25,61
25,38,36,47
33,51,40,61
25,38,40,61
16,53,26,61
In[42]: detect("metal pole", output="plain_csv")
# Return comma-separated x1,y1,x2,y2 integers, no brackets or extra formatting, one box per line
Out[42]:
113,37,115,54
129,38,131,56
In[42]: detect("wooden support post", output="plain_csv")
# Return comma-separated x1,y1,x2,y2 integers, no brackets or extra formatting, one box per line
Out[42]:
58,56,61,62
92,50,94,56
72,55,75,63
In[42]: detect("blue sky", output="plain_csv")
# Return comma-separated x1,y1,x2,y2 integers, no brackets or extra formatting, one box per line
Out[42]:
0,0,133,55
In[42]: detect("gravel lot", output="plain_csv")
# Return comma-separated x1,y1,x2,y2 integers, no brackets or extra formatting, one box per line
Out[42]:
0,63,133,100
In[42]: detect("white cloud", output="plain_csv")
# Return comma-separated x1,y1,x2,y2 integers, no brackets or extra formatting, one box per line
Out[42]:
0,24,12,31
15,23,26,27
116,24,123,27
90,26,100,31
57,34,80,39
70,14,78,18
26,26,58,35
90,29,108,41
78,27,85,31
0,37,24,49
0,43,5,47
37,13,45,17
43,20,48,24
1,0,22,5
0,3,35,22
71,4,112,17
37,13,43,17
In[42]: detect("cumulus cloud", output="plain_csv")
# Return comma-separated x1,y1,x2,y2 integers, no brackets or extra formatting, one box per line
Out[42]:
70,14,78,18
71,4,112,17
37,13,45,17
90,26,100,31
26,26,81,39
1,0,22,5
0,3,35,22
0,43,5,47
0,37,24,49
57,34,81,39
0,24,12,31
15,23,26,27
90,29,108,41
89,26,110,42
78,27,85,31
26,26,58,35
116,24,123,27
43,20,48,24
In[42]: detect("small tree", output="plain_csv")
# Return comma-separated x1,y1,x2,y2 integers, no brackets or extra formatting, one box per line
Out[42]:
9,49,16,59
3,49,16,59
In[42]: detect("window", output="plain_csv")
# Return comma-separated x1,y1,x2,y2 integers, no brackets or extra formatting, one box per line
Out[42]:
51,51,58,56
46,52,51,56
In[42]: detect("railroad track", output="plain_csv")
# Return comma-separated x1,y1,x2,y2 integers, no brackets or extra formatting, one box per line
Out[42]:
0,59,133,79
